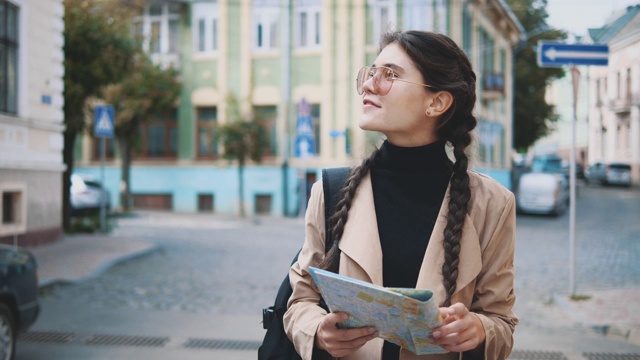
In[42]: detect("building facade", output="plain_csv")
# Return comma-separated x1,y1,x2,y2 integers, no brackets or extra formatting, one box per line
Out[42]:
76,0,523,216
0,0,66,245
588,5,640,183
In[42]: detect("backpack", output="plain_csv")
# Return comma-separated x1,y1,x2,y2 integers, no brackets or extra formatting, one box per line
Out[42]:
258,167,350,360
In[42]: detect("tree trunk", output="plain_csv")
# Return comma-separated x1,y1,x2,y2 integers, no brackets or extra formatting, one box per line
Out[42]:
238,164,245,217
62,130,77,232
119,139,132,212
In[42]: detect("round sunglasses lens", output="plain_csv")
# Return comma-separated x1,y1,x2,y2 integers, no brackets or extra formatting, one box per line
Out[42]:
356,68,368,94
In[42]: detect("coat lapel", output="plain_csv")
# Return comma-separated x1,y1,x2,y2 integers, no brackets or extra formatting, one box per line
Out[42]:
338,173,384,286
416,184,482,305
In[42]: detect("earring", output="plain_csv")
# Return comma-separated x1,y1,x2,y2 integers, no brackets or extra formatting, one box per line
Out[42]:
426,110,432,116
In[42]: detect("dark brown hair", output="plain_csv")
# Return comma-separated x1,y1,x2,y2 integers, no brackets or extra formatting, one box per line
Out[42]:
318,31,477,307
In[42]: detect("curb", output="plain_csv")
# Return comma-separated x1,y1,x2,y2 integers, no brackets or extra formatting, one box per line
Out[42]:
37,241,159,289
553,292,640,346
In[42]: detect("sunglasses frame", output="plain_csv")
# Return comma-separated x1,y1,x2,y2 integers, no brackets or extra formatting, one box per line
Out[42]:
356,66,433,95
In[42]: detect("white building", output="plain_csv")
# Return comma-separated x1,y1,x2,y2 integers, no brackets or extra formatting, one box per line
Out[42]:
588,5,640,183
0,0,65,245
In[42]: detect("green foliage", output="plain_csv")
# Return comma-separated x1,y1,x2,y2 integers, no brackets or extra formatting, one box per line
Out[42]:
506,0,567,152
216,94,268,166
63,0,139,132
100,57,181,141
69,214,116,234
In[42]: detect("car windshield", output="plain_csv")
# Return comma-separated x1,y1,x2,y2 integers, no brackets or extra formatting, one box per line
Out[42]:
83,180,102,188
531,158,562,172
609,164,631,170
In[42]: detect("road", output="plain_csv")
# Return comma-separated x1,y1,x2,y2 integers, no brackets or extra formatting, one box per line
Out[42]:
17,183,640,359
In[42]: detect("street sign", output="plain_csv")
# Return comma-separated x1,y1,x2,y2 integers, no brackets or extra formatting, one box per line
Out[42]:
537,41,609,68
94,105,115,138
295,98,315,158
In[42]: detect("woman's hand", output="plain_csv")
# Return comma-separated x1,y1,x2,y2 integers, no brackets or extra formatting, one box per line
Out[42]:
430,303,486,353
315,312,378,358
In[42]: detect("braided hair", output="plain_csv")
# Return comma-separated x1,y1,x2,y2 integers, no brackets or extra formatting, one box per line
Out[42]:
319,31,477,307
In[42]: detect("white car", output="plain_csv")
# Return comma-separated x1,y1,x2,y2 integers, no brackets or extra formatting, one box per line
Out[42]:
516,172,569,216
70,174,111,216
585,162,632,186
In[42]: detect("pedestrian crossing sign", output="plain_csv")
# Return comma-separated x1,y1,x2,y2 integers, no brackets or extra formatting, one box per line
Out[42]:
94,105,115,138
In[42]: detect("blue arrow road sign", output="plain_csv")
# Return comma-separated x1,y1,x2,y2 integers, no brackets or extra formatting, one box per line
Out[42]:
94,105,115,138
537,41,608,68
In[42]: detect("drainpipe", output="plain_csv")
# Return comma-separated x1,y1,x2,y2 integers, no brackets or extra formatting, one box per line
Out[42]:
282,0,292,216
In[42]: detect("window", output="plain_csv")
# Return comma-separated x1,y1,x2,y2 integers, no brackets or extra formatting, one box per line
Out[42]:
434,0,448,34
462,4,471,54
196,107,219,159
192,2,218,55
368,0,396,45
478,27,494,75
403,1,431,31
143,3,180,54
0,1,19,114
0,182,26,237
135,109,178,159
254,106,278,156
311,104,321,155
198,193,214,212
253,0,280,52
626,68,631,102
295,0,321,49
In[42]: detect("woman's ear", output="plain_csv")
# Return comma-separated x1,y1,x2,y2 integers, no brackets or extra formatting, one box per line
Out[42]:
426,91,454,117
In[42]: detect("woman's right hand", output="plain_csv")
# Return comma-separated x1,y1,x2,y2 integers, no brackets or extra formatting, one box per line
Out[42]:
314,312,378,358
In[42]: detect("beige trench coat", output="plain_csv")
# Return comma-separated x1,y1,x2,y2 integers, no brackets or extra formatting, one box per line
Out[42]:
284,171,518,360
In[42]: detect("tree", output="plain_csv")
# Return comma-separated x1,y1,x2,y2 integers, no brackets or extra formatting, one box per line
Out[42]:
100,58,181,211
216,95,268,217
506,0,567,152
63,0,138,230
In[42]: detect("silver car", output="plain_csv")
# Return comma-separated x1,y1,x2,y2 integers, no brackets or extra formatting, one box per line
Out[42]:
516,172,570,216
585,162,632,186
70,174,111,215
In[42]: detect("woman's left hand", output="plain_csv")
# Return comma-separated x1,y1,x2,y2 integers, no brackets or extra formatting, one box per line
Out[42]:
429,303,486,352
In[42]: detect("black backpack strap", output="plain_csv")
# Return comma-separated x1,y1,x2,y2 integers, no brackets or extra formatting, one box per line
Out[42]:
322,167,350,252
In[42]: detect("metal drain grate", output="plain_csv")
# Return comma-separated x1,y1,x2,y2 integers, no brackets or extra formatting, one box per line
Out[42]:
583,354,640,360
509,350,568,360
18,331,77,344
183,338,261,350
83,334,169,348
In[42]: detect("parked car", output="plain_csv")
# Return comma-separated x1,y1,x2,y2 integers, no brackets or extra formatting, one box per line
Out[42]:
516,172,569,216
70,174,111,216
0,244,40,359
530,154,564,175
584,162,632,186
562,162,585,179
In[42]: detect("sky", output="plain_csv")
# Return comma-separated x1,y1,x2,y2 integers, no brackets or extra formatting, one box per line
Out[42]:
545,0,639,38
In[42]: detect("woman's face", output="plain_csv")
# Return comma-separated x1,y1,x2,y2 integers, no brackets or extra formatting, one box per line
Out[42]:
358,42,438,146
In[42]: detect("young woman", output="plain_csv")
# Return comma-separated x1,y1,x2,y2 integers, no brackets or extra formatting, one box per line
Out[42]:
284,30,518,360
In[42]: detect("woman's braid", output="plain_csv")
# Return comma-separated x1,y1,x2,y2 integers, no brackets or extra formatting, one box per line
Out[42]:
441,123,473,306
318,148,382,273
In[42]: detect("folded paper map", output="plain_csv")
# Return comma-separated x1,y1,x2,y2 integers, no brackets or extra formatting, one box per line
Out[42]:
309,267,446,355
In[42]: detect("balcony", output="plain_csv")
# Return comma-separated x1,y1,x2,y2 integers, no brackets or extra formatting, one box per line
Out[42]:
482,72,505,100
607,94,637,113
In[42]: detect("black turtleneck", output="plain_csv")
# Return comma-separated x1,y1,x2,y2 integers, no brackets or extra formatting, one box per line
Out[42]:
370,140,452,360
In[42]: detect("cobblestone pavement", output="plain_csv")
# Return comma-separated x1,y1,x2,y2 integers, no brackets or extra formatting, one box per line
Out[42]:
36,183,640,355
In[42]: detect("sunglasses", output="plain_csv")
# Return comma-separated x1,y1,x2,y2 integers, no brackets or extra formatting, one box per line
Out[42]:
356,66,433,96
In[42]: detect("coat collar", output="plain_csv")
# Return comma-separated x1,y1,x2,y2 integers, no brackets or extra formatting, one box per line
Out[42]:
338,172,482,305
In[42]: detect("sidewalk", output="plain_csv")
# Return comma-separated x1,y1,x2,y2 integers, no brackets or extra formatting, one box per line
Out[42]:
26,232,640,357
30,233,158,287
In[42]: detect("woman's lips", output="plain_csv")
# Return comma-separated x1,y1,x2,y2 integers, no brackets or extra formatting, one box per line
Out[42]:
363,98,381,109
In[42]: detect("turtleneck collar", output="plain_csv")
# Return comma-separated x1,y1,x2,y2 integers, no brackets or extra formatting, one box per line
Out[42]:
377,139,450,172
